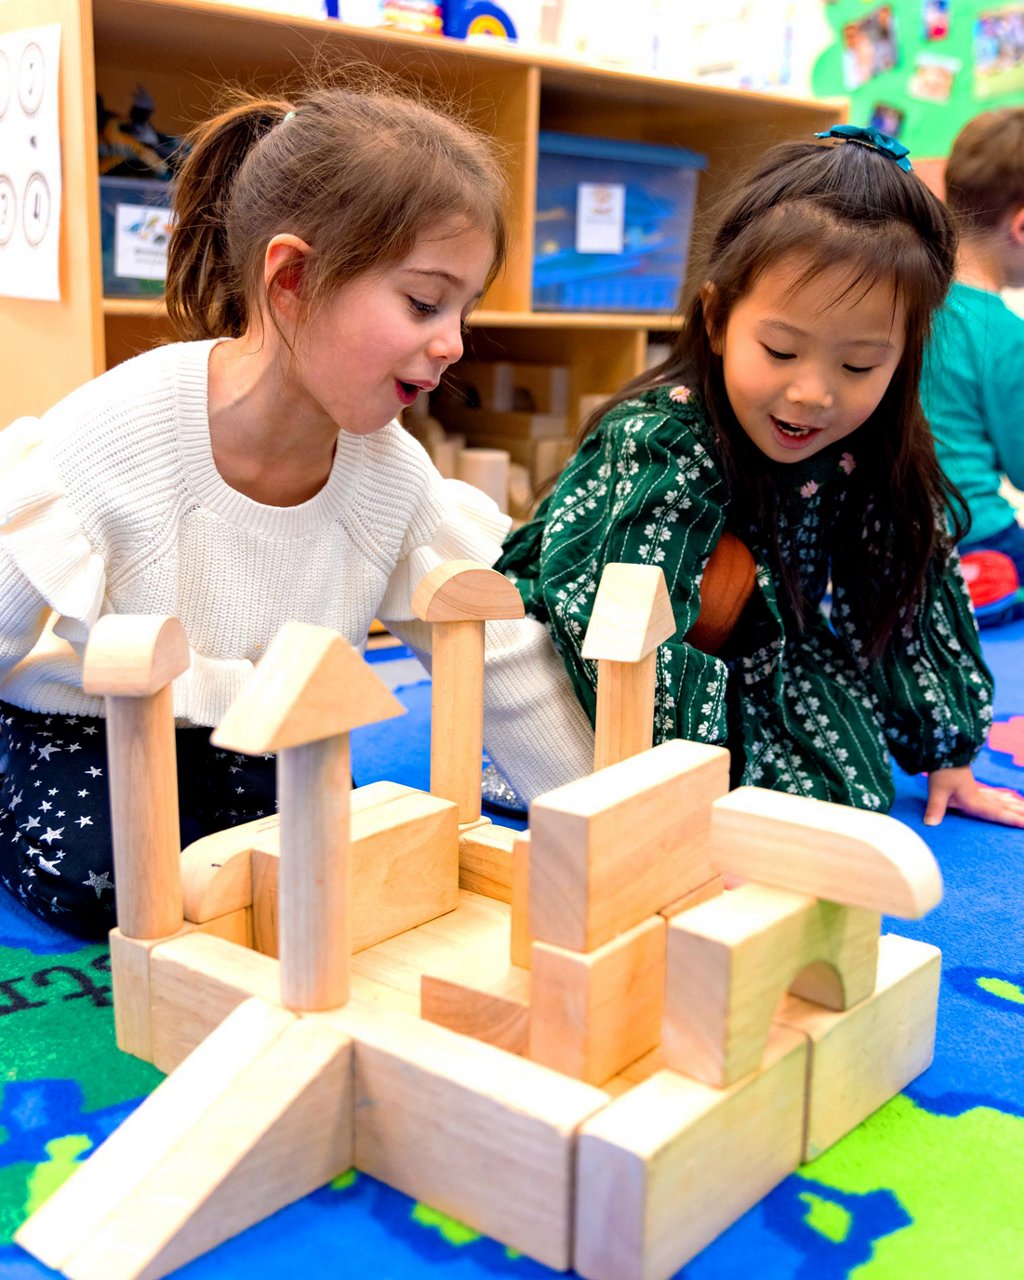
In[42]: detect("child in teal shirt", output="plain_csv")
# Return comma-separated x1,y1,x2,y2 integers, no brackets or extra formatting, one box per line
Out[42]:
922,109,1024,579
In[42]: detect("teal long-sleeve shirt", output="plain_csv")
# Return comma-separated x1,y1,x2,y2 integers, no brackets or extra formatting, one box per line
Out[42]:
497,384,992,813
922,280,1024,545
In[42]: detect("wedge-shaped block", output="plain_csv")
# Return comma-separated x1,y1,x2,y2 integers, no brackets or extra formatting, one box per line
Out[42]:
421,965,530,1053
57,1008,351,1280
663,882,879,1087
581,563,675,663
530,916,667,1085
708,787,943,917
529,739,728,952
776,932,941,1160
15,998,295,1274
251,788,459,957
149,932,281,1072
574,1026,807,1280
324,1001,609,1271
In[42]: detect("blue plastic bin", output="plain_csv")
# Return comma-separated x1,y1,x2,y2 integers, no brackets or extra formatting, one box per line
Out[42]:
533,132,705,313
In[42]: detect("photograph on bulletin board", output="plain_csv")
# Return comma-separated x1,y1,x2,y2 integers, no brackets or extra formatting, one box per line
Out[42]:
814,0,1024,157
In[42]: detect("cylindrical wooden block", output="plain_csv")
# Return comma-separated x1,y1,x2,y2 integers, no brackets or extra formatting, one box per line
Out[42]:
457,447,510,513
431,619,485,823
106,688,184,939
594,654,657,772
278,735,351,1011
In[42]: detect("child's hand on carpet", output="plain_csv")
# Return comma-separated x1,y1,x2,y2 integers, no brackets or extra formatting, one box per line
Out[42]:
924,765,1024,827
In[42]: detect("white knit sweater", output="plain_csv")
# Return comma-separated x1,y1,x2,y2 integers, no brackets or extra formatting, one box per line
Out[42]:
0,340,593,801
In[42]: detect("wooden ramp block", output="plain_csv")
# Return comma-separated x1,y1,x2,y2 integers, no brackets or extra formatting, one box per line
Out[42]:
708,787,943,918
662,883,880,1087
324,1001,609,1271
421,965,530,1053
15,998,295,1274
60,1010,352,1280
250,787,459,958
149,932,281,1072
574,1026,807,1280
529,916,667,1085
529,739,729,953
459,820,518,902
776,932,941,1161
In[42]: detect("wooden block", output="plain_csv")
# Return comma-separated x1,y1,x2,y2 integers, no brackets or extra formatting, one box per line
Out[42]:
593,653,657,771
510,833,531,968
350,890,511,1001
659,874,724,918
59,1012,353,1280
529,916,667,1085
323,1000,609,1271
776,932,941,1160
181,781,413,925
149,932,281,1072
574,1026,807,1280
441,360,571,415
708,786,943,918
421,966,530,1053
212,621,405,754
457,446,510,512
199,907,252,948
411,560,525,623
529,740,728,952
581,563,676,663
15,997,296,1273
459,820,517,901
440,404,570,440
251,788,459,958
81,614,190,698
662,882,880,1087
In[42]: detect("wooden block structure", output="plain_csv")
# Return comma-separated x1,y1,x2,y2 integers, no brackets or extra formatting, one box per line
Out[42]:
581,563,677,771
16,579,948,1280
411,559,525,824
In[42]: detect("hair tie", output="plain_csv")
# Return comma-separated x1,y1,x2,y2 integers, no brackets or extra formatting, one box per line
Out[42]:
815,124,912,173
283,109,296,123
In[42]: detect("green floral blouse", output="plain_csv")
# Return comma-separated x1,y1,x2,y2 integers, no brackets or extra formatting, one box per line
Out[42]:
497,385,993,811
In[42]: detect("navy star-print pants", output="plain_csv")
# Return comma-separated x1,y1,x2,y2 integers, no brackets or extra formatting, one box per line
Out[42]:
0,702,277,939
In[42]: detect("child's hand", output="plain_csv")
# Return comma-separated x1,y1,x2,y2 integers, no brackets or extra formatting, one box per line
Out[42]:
924,766,1024,827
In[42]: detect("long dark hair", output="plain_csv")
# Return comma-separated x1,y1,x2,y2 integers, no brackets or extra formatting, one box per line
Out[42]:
165,78,509,342
580,137,964,658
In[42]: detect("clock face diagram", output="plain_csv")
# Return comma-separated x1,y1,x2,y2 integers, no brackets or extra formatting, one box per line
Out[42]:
22,171,49,245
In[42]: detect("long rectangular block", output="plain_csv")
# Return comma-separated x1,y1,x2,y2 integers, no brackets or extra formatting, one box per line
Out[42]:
529,740,728,952
574,1026,807,1280
458,820,517,902
323,1001,609,1271
776,932,941,1160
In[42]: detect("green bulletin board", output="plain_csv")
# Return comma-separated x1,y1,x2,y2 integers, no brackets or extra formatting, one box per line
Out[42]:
812,0,1024,157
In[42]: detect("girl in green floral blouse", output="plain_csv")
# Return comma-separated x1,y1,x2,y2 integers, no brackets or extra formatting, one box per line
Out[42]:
499,128,1024,827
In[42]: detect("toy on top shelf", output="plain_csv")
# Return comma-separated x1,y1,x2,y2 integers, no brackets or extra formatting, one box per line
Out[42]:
15,559,943,1280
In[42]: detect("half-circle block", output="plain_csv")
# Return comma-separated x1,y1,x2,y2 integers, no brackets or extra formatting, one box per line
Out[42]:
212,621,404,754
412,560,525,622
708,787,943,919
581,563,676,662
82,614,190,697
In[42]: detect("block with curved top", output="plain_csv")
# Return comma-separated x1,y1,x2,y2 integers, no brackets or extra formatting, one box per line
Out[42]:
82,613,190,697
411,559,525,622
708,786,943,919
212,621,405,755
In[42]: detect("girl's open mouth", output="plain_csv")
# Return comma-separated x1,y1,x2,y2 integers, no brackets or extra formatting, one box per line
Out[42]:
770,416,819,439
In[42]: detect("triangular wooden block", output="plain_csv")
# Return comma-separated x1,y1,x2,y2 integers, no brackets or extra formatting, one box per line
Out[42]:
581,563,676,662
40,1007,353,1280
212,620,405,753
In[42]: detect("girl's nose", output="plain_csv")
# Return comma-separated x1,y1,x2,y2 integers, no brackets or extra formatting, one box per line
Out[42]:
786,379,834,410
428,319,464,366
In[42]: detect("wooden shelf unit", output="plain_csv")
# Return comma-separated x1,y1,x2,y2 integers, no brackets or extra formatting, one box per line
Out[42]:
0,0,844,425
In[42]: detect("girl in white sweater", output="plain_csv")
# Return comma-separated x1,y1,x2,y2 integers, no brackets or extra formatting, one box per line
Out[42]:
0,84,593,936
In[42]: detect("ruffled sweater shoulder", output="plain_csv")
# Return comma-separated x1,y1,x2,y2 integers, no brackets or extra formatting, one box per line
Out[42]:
0,340,509,725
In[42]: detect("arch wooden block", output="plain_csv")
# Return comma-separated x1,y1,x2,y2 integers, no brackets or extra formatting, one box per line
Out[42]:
411,559,525,623
662,882,881,1088
707,786,943,918
82,614,190,698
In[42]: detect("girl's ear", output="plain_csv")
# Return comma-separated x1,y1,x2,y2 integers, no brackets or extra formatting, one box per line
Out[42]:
700,282,723,355
264,234,312,322
1009,206,1024,248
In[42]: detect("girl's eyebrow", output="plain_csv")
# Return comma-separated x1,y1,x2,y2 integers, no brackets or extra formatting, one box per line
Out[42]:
402,266,484,302
760,319,896,350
